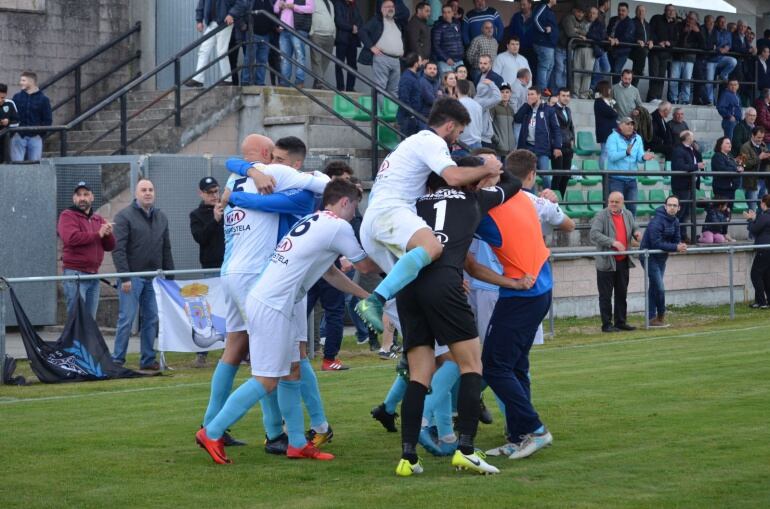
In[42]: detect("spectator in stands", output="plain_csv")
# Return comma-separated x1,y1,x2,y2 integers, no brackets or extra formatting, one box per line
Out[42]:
667,107,689,139
671,130,705,242
718,79,743,138
309,0,337,89
57,181,115,320
10,71,51,162
640,195,687,328
493,37,531,89
630,5,652,88
705,16,737,106
596,0,609,25
532,0,558,93
607,2,635,82
606,116,655,215
186,0,242,88
744,195,770,308
669,12,704,105
112,179,174,370
491,83,516,156
448,0,463,22
731,106,756,158
462,0,503,47
432,4,464,75
359,0,403,105
594,80,618,169
455,65,476,96
649,101,673,159
467,22,499,80
508,0,536,73
419,60,440,117
590,191,641,333
731,20,756,95
550,88,574,197
333,0,363,92
711,137,742,203
457,79,483,153
514,86,561,189
693,14,714,105
558,5,585,92
476,75,501,150
588,6,610,93
739,126,770,211
757,47,770,93
442,70,458,98
700,201,732,244
612,69,642,118
755,89,770,144
0,83,18,163
475,54,504,89
405,2,431,60
572,8,594,99
239,0,276,86
647,4,678,102
511,68,530,142
396,52,424,136
189,176,225,367
274,0,314,87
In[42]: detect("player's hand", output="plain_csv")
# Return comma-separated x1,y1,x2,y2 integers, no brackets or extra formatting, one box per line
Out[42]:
508,274,535,290
248,166,276,194
539,188,558,203
611,240,625,252
462,279,471,295
476,174,500,189
482,155,502,177
339,257,353,273
213,203,224,222
121,281,132,294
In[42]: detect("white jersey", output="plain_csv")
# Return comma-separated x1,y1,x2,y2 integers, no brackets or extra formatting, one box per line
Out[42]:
250,210,367,317
221,164,329,276
526,191,566,237
367,130,457,210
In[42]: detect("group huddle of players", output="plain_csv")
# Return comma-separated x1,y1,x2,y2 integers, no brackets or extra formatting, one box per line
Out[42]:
195,97,562,476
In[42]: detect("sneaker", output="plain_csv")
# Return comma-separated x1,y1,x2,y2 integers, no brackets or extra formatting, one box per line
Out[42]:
479,397,493,425
222,430,246,447
140,361,160,371
306,425,334,447
322,358,349,371
355,295,385,333
508,428,553,460
379,349,397,360
371,403,399,432
451,449,500,474
356,337,369,345
648,317,670,328
485,442,520,457
195,428,231,464
750,303,769,309
287,442,334,460
418,426,444,456
395,457,424,477
264,432,288,455
601,324,620,333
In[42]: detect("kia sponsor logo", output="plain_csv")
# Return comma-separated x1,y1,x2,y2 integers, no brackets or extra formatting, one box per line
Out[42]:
226,209,245,225
276,238,293,252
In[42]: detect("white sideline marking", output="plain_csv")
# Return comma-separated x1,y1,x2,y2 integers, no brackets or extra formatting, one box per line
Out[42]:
2,324,768,406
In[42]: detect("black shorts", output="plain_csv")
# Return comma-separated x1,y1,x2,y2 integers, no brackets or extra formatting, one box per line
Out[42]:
395,267,478,351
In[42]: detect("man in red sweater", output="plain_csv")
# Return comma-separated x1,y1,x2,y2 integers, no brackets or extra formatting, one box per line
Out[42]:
57,181,116,319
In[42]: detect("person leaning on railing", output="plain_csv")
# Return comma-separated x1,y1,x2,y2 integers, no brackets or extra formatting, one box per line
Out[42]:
710,136,742,205
743,195,770,308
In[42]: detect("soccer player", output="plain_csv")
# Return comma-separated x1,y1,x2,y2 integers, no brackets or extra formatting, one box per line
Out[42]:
196,180,380,464
200,134,329,451
393,155,523,477
355,97,502,333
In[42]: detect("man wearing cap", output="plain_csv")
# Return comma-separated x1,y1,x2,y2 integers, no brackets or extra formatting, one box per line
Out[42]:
606,116,655,216
189,176,225,367
57,181,115,319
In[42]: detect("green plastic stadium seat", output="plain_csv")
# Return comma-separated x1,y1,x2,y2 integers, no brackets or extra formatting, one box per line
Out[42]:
568,177,577,187
701,176,713,187
644,159,661,172
582,159,600,171
378,124,400,151
695,189,709,213
701,150,714,160
636,190,656,216
353,96,373,121
732,189,748,214
638,175,664,186
565,190,593,218
581,176,602,186
648,189,668,210
574,131,601,156
333,94,358,119
580,160,602,185
663,176,671,186
379,97,398,122
665,161,671,171
588,189,605,212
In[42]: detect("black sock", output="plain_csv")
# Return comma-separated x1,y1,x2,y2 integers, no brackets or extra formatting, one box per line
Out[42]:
456,372,482,455
400,381,428,462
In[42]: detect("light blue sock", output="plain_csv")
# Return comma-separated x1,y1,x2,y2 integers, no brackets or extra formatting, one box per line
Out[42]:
384,375,408,414
434,392,455,439
534,425,545,434
373,247,432,300
277,380,306,448
202,360,239,427
206,377,267,440
260,391,283,440
423,360,459,422
299,358,328,429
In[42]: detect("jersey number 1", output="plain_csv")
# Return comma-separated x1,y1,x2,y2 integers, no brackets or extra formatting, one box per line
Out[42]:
433,200,447,231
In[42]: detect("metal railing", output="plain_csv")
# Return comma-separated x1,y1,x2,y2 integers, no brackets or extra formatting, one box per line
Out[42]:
566,38,757,99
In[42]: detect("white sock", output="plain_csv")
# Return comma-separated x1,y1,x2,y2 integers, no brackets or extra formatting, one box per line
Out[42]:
440,433,457,443
312,422,329,433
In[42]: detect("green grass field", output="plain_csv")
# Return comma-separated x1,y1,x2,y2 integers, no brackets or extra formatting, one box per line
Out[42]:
2,306,769,508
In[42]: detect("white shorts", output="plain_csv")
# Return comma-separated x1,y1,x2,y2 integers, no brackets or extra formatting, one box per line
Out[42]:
361,204,430,274
246,300,300,378
468,288,499,345
293,297,308,343
222,272,260,333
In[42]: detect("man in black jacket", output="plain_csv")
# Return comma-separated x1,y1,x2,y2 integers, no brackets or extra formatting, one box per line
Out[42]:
671,130,705,241
0,83,19,163
630,5,652,87
189,176,225,367
334,0,363,91
647,4,679,102
550,88,575,197
648,101,673,159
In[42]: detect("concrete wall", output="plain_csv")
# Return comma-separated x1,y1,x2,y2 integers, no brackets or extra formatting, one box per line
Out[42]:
0,0,134,121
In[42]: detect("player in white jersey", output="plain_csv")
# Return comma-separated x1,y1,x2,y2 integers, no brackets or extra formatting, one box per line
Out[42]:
196,180,380,464
355,98,503,333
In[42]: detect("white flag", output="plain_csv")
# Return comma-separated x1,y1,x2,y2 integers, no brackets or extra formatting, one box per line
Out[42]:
154,277,227,353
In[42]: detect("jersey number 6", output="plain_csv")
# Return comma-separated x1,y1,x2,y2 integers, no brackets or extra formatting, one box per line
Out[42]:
289,214,320,237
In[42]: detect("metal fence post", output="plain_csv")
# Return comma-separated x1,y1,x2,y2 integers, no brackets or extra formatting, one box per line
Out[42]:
690,172,698,243
729,246,735,319
643,250,650,329
0,281,6,384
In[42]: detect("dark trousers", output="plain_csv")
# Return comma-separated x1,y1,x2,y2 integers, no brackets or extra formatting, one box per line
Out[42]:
335,42,358,91
482,290,551,442
597,258,630,327
750,251,770,305
269,32,282,85
228,28,240,86
647,54,671,101
646,255,667,319
693,57,708,104
550,147,574,197
307,278,346,360
674,187,692,240
630,47,648,87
